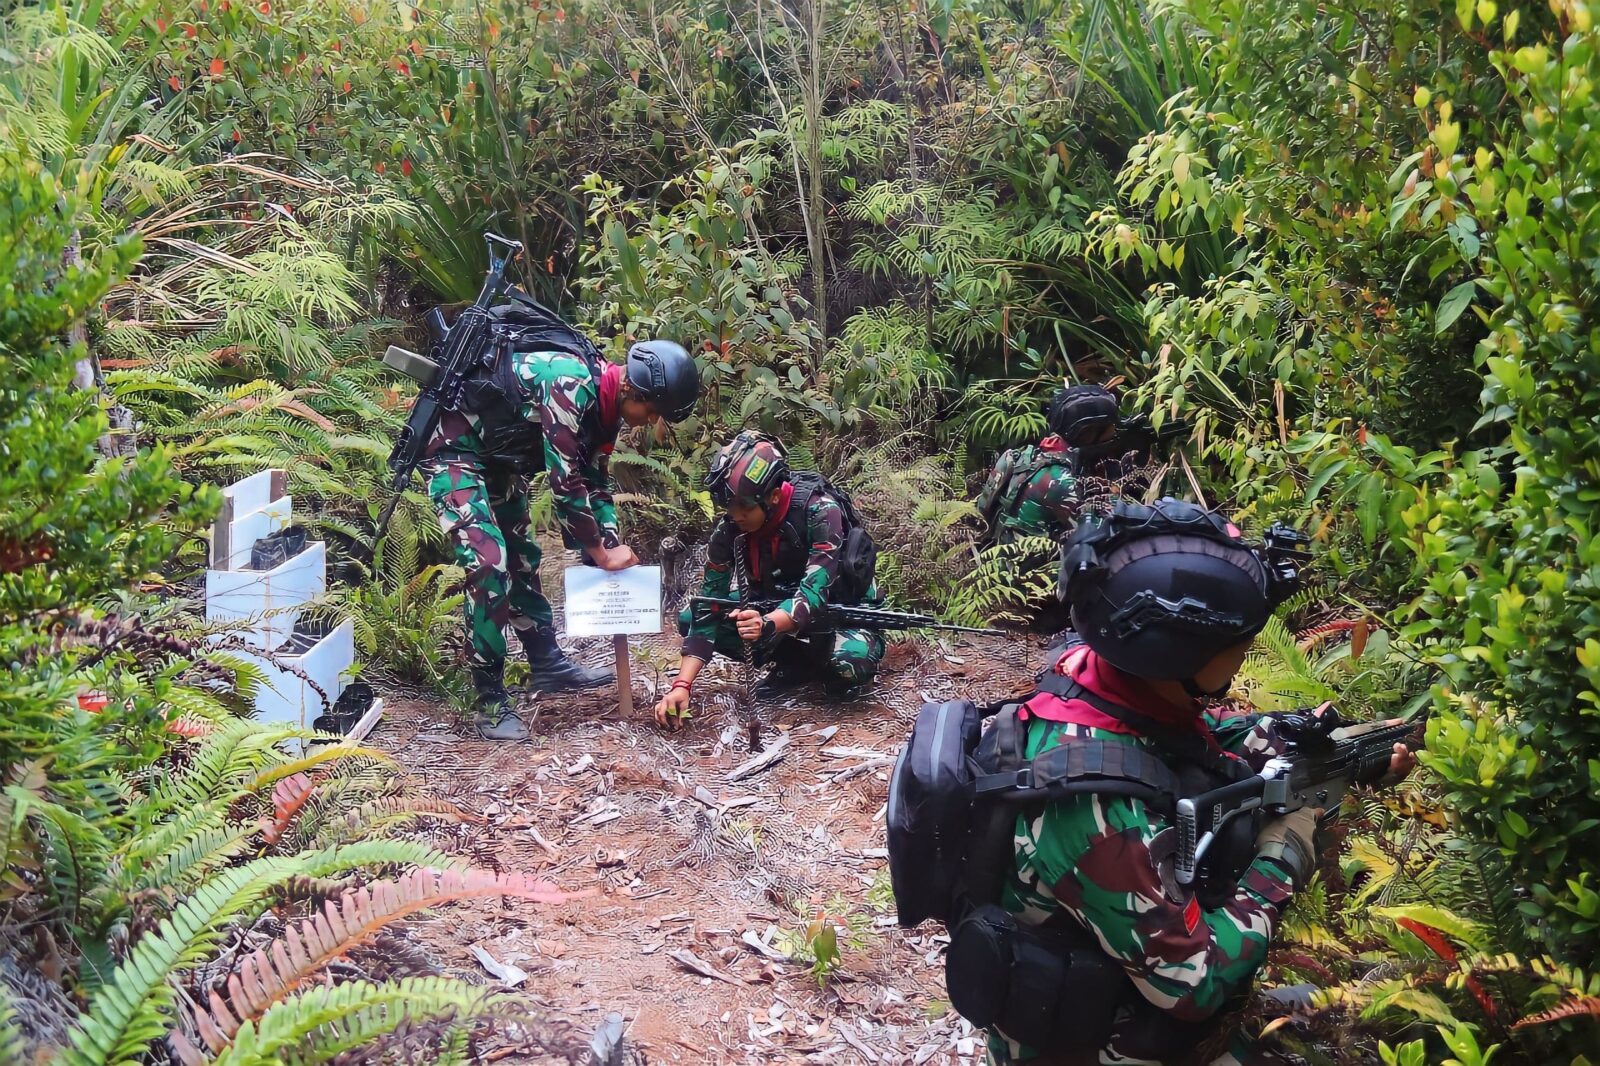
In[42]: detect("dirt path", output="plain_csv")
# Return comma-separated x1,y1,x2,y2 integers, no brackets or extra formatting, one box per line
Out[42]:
372,600,1047,1065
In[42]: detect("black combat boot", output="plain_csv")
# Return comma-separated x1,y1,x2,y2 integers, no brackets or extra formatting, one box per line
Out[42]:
517,627,613,692
471,666,529,742
755,640,812,697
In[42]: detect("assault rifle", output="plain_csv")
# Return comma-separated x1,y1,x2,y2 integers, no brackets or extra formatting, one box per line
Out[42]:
1116,414,1191,457
1175,706,1420,886
688,596,1002,637
375,232,524,539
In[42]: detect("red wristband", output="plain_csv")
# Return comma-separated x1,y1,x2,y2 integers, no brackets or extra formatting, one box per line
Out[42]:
670,678,692,693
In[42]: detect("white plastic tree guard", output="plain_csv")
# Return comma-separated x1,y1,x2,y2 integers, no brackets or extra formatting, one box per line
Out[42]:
205,469,382,739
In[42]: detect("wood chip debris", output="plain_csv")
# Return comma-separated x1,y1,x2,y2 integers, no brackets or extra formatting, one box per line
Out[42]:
728,731,790,781
740,929,792,962
469,945,528,987
669,948,746,985
526,826,560,856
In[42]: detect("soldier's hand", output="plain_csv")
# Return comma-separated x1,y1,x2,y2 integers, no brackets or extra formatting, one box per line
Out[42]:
591,544,640,571
1380,739,1417,787
654,686,691,730
732,609,766,642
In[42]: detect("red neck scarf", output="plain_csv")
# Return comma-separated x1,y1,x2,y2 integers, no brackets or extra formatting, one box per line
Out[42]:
1026,644,1222,750
1039,434,1070,454
745,482,795,580
597,363,623,449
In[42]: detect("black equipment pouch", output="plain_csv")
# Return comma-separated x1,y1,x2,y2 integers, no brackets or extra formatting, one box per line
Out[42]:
945,903,1120,1052
457,346,544,467
838,525,878,603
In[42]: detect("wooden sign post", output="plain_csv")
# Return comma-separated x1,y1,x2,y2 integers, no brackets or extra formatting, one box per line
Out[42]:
563,566,662,716
613,634,633,716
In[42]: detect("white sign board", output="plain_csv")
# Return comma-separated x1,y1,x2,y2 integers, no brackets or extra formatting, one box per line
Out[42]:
563,565,663,637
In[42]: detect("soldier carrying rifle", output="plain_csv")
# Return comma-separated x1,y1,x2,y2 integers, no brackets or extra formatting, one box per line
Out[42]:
380,235,701,741
653,431,890,729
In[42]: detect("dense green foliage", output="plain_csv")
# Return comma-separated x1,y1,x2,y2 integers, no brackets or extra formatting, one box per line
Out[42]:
5,0,1600,1059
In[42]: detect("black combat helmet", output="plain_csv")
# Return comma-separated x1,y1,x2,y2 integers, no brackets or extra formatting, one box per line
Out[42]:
626,340,700,422
1059,498,1309,692
1046,384,1121,446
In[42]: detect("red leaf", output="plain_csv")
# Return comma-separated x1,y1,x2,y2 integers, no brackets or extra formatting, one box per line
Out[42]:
258,0,269,11
1396,917,1457,962
231,129,240,143
169,75,182,91
156,17,167,32
342,80,352,93
185,23,196,37
400,158,412,176
209,56,224,76
375,161,386,174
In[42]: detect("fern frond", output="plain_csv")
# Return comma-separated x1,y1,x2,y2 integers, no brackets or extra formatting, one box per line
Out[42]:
62,860,301,1066
244,746,392,794
188,977,496,1066
307,796,474,851
123,823,255,902
258,774,316,847
1513,995,1600,1028
188,869,588,1051
0,985,28,1065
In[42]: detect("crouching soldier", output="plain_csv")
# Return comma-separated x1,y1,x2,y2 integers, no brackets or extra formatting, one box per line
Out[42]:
423,309,699,741
956,500,1415,1064
653,431,884,729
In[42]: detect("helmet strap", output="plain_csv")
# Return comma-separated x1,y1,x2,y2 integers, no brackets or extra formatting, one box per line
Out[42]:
1181,676,1231,700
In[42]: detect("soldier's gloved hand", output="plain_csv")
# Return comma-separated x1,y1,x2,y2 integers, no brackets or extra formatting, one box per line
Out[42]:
1255,806,1322,886
590,543,640,571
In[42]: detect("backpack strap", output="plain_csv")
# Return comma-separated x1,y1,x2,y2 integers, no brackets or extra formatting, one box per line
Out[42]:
970,707,1182,812
1036,665,1209,765
973,738,1180,814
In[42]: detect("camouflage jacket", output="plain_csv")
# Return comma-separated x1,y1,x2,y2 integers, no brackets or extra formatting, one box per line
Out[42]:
977,436,1082,544
425,351,621,550
992,645,1298,1061
682,485,851,661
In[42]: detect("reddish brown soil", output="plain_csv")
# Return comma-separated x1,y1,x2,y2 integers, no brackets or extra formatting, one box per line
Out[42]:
373,621,1047,1065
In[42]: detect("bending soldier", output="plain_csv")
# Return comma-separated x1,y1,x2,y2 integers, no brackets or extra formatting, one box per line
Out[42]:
424,327,699,741
653,432,884,729
969,500,1415,1064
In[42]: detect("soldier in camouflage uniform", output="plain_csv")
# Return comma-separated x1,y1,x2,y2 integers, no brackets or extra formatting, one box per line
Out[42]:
653,432,885,728
423,339,699,740
979,499,1414,1064
978,384,1115,547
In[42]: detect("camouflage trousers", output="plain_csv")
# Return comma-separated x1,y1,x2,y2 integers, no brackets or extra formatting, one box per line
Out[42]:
424,454,552,670
675,609,885,690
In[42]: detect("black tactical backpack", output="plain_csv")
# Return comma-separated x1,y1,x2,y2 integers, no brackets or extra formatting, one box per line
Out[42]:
975,444,1070,545
456,290,607,466
780,470,878,603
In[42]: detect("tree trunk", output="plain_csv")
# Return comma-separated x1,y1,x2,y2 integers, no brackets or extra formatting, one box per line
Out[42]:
64,230,137,457
804,0,829,351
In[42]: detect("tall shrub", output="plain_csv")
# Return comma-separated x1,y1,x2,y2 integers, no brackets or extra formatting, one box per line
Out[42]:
0,149,214,788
